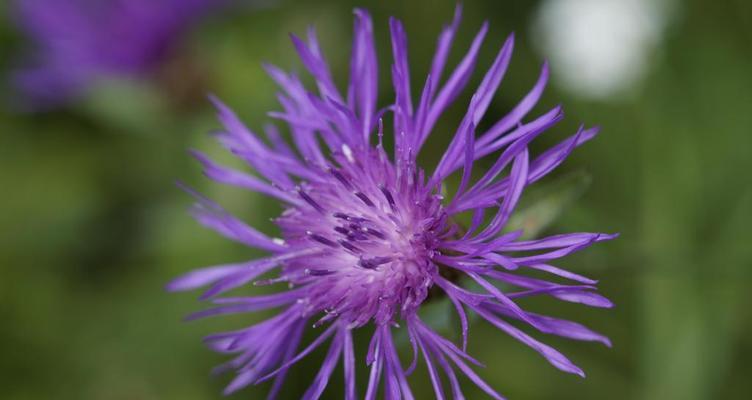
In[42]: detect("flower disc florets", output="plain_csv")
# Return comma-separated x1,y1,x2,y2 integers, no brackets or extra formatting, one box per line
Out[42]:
277,145,449,327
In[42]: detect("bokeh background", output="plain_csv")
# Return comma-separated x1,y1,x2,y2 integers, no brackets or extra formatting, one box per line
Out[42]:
1,0,751,399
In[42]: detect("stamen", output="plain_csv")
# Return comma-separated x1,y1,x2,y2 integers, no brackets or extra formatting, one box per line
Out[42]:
347,232,368,241
306,231,339,247
334,212,371,223
298,189,325,214
365,228,386,239
329,168,354,190
339,240,362,253
354,191,374,207
358,256,392,269
380,186,396,209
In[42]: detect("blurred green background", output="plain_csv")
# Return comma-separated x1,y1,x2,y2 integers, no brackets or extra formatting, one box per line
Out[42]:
1,0,751,399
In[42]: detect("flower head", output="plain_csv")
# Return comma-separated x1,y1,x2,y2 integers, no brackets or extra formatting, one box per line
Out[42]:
11,0,223,108
170,6,616,399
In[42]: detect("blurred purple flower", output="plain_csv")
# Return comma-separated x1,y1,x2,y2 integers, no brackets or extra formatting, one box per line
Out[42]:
169,6,616,399
11,0,223,109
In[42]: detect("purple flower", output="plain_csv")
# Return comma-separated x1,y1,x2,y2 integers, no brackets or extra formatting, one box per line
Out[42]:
169,6,616,399
11,0,222,108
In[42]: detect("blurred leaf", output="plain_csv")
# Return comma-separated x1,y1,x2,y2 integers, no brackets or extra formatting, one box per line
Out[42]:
506,170,592,239
79,79,169,134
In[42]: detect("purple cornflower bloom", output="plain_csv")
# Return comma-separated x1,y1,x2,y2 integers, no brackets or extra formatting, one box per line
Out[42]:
11,0,222,108
169,6,616,399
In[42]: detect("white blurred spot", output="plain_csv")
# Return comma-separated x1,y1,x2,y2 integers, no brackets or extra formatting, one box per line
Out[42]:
534,0,671,100
342,144,354,163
